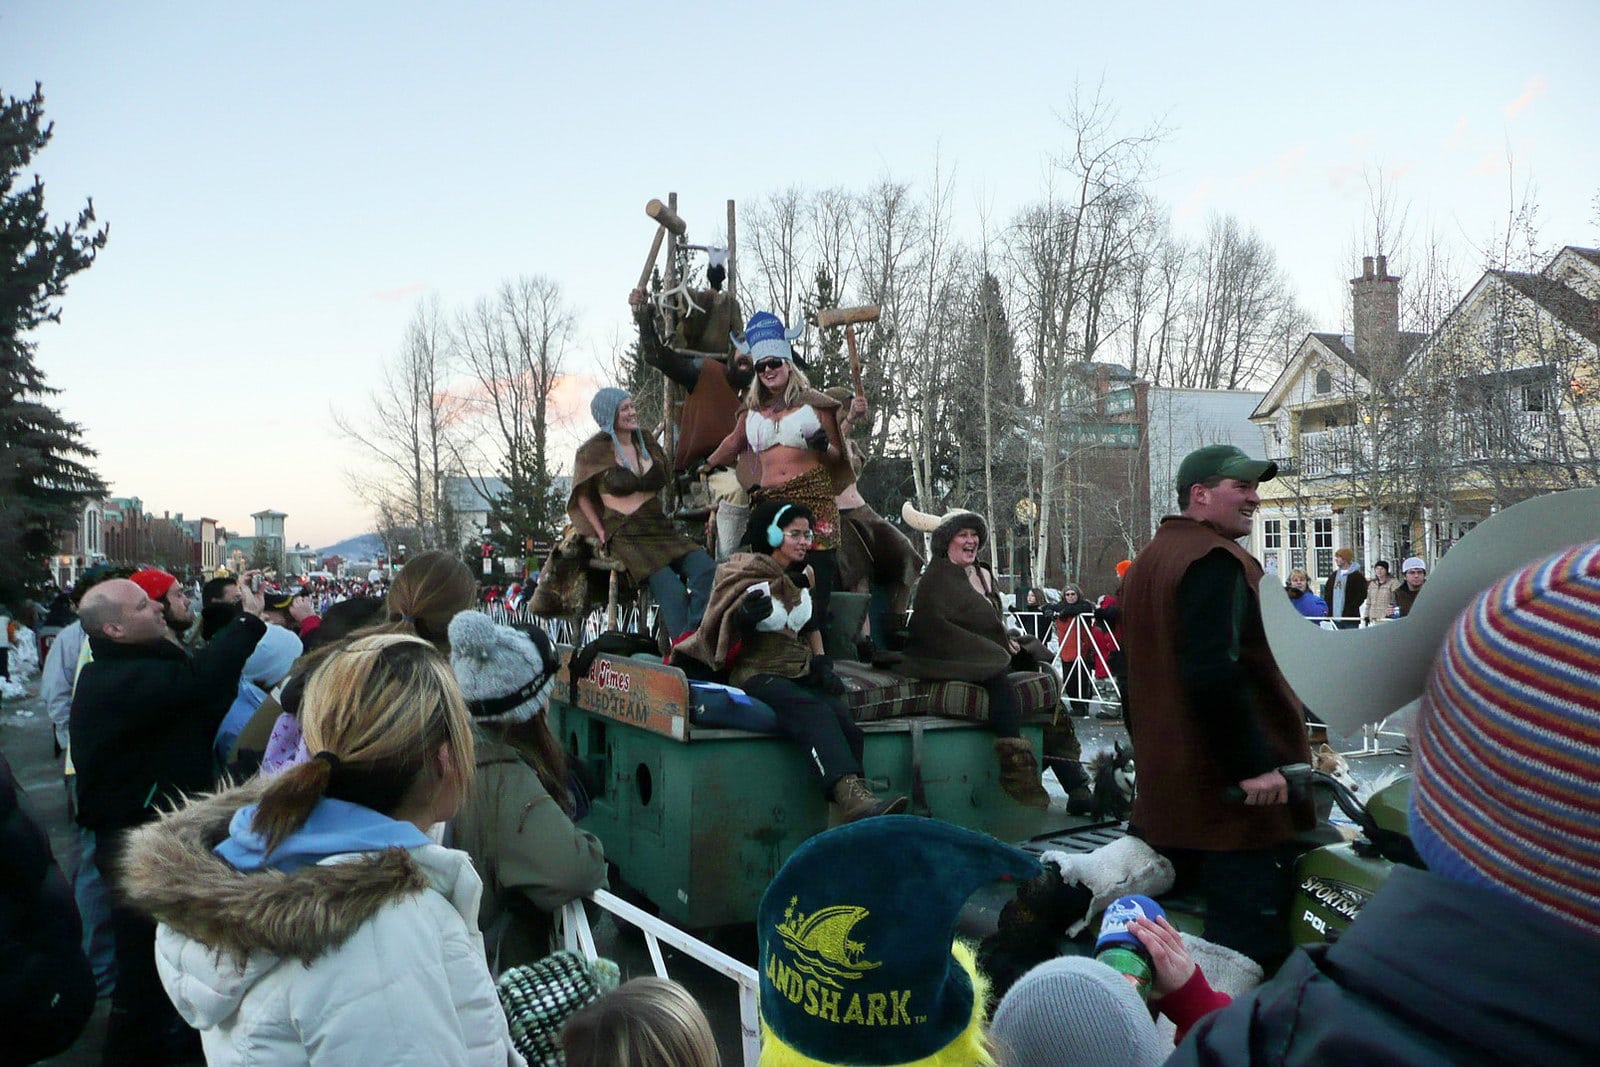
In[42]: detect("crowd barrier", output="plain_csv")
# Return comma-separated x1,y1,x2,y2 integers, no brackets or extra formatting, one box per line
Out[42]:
559,890,761,1066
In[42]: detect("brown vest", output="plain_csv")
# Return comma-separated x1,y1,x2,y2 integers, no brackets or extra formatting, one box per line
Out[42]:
1121,516,1313,850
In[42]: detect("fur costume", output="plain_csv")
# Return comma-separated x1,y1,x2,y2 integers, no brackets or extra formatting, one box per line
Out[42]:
566,430,696,584
673,552,812,686
897,506,1014,683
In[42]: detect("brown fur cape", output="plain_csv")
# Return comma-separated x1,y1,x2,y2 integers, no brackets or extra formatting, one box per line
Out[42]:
673,552,811,682
898,557,1015,683
565,430,671,541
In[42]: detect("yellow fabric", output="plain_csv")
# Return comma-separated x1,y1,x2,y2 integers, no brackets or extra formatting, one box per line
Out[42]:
757,941,997,1067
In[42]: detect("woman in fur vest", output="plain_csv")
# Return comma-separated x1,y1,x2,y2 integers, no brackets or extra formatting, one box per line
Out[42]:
898,507,1056,810
674,499,906,824
569,388,716,644
119,634,521,1066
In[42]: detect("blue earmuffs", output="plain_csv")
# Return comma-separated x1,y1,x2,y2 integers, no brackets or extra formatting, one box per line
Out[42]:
767,504,794,548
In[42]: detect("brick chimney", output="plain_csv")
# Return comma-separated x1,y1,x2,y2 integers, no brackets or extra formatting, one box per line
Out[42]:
1351,254,1400,383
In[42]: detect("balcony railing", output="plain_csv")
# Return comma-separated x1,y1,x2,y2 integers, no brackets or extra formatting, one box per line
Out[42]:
1456,410,1552,460
1298,428,1363,477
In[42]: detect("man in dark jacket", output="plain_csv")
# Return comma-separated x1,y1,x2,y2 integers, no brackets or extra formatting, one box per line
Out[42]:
0,752,95,1064
1120,445,1313,969
70,576,266,1065
1171,541,1600,1067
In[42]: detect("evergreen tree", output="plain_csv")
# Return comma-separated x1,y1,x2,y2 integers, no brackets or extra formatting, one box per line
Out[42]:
0,84,109,604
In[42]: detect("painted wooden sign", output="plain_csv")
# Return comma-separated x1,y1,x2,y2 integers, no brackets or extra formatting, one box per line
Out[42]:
565,651,691,741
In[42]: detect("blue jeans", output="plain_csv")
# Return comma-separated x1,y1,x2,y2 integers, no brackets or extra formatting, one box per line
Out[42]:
72,809,117,997
648,549,716,639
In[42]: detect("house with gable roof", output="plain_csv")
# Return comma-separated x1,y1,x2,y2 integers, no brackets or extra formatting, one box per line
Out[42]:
1247,248,1600,589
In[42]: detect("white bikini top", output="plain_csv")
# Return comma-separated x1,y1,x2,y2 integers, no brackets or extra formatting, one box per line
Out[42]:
748,581,814,634
747,404,822,451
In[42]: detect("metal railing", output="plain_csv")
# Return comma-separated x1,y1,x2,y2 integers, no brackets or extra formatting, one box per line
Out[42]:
1008,610,1123,714
560,890,761,1066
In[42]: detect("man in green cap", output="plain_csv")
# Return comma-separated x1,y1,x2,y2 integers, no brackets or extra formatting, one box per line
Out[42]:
1119,444,1314,971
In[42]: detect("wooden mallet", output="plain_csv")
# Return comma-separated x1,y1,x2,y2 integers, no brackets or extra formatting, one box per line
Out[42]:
814,304,881,397
637,198,689,290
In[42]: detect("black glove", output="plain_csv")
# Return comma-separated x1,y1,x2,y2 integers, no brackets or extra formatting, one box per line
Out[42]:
707,263,727,291
809,653,848,696
804,426,830,451
733,587,774,630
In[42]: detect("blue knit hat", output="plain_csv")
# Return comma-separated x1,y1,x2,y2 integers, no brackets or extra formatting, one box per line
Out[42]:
1409,540,1600,936
588,386,643,470
757,816,1040,1066
733,311,805,364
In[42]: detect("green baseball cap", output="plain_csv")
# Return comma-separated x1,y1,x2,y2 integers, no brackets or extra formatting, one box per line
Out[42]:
1176,444,1278,492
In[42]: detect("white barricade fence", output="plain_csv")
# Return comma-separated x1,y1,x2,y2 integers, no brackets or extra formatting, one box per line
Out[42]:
559,890,761,1066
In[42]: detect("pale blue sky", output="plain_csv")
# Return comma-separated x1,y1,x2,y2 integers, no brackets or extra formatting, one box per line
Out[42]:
5,2,1596,547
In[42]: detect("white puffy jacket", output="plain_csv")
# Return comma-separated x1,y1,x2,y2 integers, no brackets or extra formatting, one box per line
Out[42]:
121,780,523,1066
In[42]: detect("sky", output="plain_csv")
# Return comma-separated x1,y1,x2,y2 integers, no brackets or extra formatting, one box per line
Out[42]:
5,2,1597,549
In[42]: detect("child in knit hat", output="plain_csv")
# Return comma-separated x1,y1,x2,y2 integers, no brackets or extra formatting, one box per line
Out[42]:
991,912,1231,1066
1169,540,1600,1066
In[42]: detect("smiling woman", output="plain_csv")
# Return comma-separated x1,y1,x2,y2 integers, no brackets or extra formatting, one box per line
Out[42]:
704,312,853,654
672,499,907,823
898,507,1072,811
568,387,716,642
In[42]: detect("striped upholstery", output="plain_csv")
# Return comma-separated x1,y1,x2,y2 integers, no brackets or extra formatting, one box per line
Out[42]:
836,662,1061,724
1411,541,1600,936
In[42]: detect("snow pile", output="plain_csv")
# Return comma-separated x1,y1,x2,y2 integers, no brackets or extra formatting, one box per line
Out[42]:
2,628,39,703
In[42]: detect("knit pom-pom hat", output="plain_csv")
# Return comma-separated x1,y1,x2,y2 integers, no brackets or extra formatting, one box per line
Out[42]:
447,610,558,724
496,950,620,1067
989,956,1169,1067
1408,540,1600,936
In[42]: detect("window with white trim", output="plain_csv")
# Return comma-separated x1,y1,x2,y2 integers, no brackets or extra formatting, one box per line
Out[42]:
1314,518,1334,577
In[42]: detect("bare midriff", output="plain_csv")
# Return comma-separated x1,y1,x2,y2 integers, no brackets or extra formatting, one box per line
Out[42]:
759,443,823,486
599,489,652,516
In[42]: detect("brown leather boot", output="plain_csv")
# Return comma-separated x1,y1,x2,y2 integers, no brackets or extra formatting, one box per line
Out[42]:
830,775,908,823
995,737,1051,810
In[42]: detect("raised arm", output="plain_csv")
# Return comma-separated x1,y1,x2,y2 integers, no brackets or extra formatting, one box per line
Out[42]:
704,411,750,470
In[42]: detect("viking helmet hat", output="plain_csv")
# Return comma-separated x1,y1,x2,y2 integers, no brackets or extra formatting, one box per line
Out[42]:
733,311,805,364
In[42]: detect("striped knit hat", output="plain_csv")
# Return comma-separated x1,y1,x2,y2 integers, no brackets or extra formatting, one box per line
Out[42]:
1409,540,1600,935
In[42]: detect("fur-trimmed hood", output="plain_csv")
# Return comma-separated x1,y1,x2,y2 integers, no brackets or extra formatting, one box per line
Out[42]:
121,778,442,968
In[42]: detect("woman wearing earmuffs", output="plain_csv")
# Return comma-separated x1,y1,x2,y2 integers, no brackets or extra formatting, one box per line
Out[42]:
673,499,905,824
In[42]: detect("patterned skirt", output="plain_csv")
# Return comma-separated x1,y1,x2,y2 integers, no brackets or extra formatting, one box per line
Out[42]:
753,464,842,550
604,498,699,583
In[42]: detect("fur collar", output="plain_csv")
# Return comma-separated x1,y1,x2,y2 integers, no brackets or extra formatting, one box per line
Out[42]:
120,779,431,966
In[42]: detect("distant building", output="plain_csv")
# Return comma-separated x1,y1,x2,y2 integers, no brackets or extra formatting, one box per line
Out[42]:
224,509,291,574
1250,249,1600,583
50,497,108,588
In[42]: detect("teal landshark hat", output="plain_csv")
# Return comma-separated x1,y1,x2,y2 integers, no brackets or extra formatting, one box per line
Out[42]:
757,816,1041,1067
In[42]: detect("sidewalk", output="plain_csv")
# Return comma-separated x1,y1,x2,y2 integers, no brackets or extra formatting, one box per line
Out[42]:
3,677,108,1065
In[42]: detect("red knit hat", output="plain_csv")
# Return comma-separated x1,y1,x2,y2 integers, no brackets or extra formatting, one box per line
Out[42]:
130,568,177,602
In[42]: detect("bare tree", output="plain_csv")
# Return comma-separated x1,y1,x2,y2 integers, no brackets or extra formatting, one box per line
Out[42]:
454,275,574,548
334,297,465,549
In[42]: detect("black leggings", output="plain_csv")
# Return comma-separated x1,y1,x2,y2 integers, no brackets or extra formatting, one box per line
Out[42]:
742,672,863,797
981,673,1023,738
799,548,837,638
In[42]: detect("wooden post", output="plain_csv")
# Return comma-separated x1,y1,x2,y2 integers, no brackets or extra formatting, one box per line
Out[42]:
726,199,737,305
662,192,680,509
